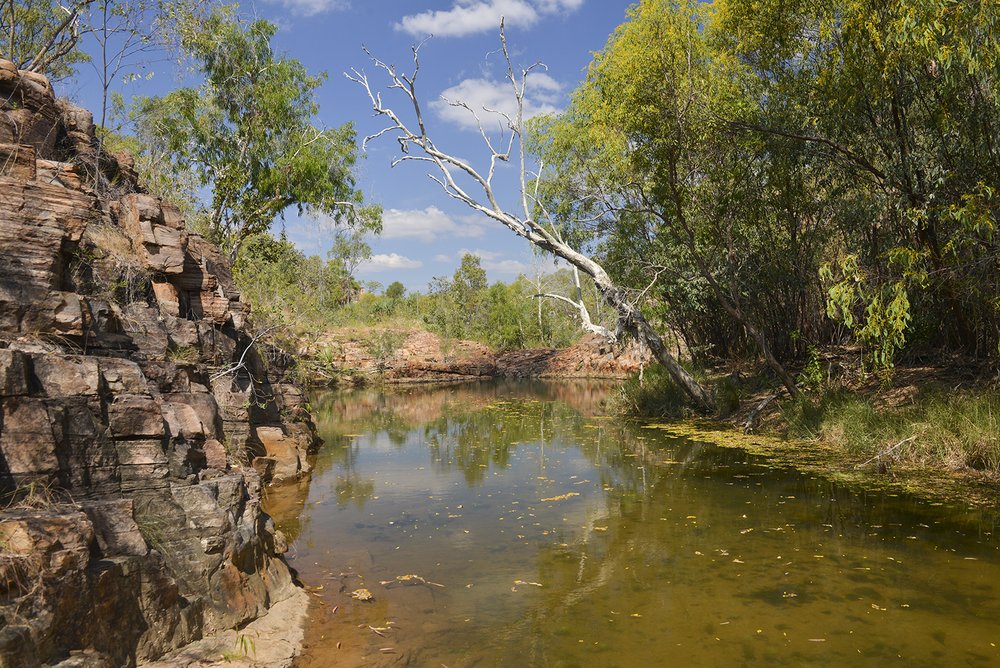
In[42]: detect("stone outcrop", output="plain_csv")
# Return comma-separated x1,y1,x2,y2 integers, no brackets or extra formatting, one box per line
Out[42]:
0,60,318,666
310,328,650,384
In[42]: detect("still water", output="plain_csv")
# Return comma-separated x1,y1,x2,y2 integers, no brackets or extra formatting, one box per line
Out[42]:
265,380,1000,667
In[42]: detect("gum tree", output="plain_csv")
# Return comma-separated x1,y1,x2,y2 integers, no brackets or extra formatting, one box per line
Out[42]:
348,22,715,411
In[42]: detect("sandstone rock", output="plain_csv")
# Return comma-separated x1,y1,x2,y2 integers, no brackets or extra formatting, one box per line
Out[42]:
252,427,301,481
30,355,101,397
152,281,181,317
98,357,148,394
118,194,188,275
81,500,148,558
164,392,223,441
0,349,30,396
0,62,317,667
162,401,207,440
203,439,228,470
35,159,82,190
108,395,166,439
0,398,60,478
0,143,36,180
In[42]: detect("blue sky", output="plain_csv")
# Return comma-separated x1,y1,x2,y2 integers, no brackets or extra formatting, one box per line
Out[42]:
72,1,636,292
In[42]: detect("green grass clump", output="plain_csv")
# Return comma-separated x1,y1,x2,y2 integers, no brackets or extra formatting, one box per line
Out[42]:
613,365,699,418
782,387,1000,473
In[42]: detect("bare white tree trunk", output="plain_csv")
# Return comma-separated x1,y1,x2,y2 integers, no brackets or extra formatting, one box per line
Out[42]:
346,22,715,413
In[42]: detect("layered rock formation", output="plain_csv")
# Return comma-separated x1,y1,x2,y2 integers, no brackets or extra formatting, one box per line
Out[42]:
311,328,651,384
0,60,318,666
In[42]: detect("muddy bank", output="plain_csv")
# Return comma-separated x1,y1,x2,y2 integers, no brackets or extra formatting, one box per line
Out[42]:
0,60,317,666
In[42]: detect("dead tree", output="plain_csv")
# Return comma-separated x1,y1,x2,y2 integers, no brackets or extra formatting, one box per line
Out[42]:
346,22,715,412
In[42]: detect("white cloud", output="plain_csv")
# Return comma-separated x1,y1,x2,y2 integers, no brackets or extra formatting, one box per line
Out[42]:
359,253,423,272
434,254,452,263
268,0,349,17
485,259,530,275
381,206,487,242
459,249,529,275
432,72,562,131
459,248,501,260
396,0,584,38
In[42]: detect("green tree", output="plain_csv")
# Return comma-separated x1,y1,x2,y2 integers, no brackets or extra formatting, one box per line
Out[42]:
715,0,1000,365
138,8,379,260
1,0,93,79
385,281,406,300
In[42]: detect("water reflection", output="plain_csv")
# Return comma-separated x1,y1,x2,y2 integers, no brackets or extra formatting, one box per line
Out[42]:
266,381,1000,667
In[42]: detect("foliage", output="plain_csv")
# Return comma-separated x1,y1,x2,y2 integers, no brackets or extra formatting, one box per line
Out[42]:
531,0,999,392
132,7,379,260
613,365,693,419
1,0,92,79
421,254,596,351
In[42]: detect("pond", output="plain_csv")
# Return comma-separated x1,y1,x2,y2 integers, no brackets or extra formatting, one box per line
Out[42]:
265,379,1000,667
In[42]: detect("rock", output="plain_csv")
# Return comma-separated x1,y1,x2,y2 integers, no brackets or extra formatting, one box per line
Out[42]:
152,282,181,317
0,143,36,180
203,439,228,470
0,349,30,396
81,500,148,558
108,395,166,439
0,60,317,667
252,427,302,481
30,355,102,397
0,398,60,478
118,194,188,274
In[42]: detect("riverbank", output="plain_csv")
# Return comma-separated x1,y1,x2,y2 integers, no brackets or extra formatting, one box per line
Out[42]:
303,327,652,385
619,356,1000,507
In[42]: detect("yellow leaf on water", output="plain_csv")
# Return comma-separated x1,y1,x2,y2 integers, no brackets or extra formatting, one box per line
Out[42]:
540,492,580,502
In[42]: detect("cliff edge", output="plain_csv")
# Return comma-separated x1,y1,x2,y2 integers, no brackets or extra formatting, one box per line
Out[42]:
0,60,317,666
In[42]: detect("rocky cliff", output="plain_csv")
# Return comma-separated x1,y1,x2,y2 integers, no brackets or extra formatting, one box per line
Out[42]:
0,60,318,666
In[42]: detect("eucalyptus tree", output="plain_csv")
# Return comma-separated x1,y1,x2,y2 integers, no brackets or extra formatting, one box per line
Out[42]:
137,8,379,261
348,23,716,411
1,0,94,79
715,0,1000,365
532,0,812,396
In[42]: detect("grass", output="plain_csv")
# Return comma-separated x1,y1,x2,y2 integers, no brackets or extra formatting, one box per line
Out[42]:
612,365,744,419
782,386,1000,474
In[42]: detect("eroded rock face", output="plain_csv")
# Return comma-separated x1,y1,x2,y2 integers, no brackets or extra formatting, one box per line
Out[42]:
0,60,318,667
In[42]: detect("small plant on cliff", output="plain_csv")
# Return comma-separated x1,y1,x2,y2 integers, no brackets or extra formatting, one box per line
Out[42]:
222,633,256,661
167,345,200,364
365,330,406,376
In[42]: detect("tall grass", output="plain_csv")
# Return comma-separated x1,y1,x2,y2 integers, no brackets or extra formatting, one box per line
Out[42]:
782,387,1000,473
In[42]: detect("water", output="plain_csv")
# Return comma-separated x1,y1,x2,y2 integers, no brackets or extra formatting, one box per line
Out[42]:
265,380,1000,667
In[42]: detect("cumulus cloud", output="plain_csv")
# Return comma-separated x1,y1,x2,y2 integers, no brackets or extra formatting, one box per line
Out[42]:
396,0,584,38
432,72,562,131
359,253,423,272
460,248,529,275
381,206,487,242
485,258,530,275
267,0,350,17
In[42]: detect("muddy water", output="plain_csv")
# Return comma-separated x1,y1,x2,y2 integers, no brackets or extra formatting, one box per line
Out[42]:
265,380,1000,667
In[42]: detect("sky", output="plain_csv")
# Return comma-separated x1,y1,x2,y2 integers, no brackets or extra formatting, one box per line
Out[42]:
71,1,636,293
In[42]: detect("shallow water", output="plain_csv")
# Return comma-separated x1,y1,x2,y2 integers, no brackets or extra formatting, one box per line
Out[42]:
266,380,1000,667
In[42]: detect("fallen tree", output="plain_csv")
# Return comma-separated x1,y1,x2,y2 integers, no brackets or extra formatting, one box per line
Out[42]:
347,22,715,412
